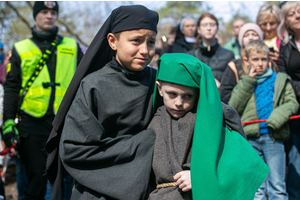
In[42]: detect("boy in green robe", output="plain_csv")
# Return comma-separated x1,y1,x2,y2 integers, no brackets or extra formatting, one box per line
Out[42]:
148,53,270,199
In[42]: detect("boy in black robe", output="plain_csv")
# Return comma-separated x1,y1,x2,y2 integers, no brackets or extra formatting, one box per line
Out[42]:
45,5,159,199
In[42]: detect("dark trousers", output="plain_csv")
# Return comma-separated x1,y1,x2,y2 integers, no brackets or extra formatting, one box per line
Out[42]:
19,134,49,200
285,113,300,200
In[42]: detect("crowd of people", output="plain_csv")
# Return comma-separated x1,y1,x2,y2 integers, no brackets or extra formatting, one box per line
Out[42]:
0,1,299,200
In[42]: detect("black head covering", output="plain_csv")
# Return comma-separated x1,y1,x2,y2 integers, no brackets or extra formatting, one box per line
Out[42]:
172,21,196,53
33,1,59,19
45,5,158,199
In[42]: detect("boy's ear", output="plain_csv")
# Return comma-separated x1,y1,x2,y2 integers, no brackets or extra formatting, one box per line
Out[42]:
107,33,117,51
243,57,249,67
156,81,163,97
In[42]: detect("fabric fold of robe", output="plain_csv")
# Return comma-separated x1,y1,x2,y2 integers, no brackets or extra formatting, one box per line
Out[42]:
59,59,157,199
45,5,159,198
153,53,270,200
148,106,194,199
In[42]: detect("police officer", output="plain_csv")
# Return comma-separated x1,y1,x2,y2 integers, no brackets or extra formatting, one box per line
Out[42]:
2,2,83,199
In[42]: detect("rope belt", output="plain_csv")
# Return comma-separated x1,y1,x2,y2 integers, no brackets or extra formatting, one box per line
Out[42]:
156,182,177,189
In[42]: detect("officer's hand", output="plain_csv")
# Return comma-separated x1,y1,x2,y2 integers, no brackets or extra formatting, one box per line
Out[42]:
2,119,20,148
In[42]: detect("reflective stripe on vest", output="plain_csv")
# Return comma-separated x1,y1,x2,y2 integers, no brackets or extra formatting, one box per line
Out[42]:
14,37,77,117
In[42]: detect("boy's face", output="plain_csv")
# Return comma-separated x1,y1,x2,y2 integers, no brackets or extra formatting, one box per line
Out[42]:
245,50,269,76
108,29,156,71
156,81,198,119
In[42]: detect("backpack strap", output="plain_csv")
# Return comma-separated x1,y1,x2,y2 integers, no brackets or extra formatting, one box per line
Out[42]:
228,61,239,82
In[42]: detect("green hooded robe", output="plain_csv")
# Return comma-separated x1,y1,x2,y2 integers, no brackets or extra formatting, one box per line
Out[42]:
153,53,269,200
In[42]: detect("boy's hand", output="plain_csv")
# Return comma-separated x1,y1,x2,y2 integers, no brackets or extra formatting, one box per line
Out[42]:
249,66,257,78
173,170,191,192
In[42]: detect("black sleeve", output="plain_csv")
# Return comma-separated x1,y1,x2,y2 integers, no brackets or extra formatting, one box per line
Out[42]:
59,80,155,199
219,66,237,104
278,43,288,74
222,102,247,139
163,44,173,54
278,43,300,98
76,42,84,67
3,47,22,121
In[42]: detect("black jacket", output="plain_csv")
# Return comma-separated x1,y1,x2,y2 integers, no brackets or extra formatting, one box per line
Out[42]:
278,34,300,103
219,59,243,104
3,26,83,136
188,38,235,82
168,24,195,53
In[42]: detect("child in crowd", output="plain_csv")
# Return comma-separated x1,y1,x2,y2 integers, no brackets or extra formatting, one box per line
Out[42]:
220,23,263,103
220,23,278,104
45,5,159,199
148,53,269,200
228,40,299,200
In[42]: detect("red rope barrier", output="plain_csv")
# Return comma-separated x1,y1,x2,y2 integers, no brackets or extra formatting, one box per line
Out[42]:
241,115,300,125
0,141,17,155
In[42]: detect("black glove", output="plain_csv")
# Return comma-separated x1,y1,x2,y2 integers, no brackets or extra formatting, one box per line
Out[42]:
2,119,20,148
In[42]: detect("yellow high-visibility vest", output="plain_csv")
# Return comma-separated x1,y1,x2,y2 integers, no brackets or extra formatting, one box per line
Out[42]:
14,37,77,117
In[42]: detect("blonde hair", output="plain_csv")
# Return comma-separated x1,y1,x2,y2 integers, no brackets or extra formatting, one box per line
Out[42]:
278,1,300,45
244,40,269,59
256,4,281,25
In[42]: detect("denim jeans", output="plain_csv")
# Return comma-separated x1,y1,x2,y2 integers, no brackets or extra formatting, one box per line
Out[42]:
44,171,73,200
63,172,73,200
44,180,53,200
248,134,288,200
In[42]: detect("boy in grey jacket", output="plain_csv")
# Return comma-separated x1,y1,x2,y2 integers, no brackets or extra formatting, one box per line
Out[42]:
229,40,299,200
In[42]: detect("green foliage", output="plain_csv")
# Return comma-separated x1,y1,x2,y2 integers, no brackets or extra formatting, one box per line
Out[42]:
157,1,204,23
156,1,212,46
0,1,101,49
265,1,281,7
0,2,32,48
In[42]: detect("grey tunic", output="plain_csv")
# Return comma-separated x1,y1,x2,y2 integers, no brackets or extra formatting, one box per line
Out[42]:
59,59,156,200
148,106,195,200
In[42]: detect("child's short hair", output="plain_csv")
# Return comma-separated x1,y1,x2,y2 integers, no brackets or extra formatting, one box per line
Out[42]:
244,40,269,59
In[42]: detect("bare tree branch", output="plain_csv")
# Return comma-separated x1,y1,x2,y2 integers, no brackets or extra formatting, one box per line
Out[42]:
6,1,32,31
26,1,33,9
8,1,87,46
57,18,88,46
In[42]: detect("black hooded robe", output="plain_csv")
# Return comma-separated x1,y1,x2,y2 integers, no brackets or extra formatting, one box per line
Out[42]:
59,59,156,199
